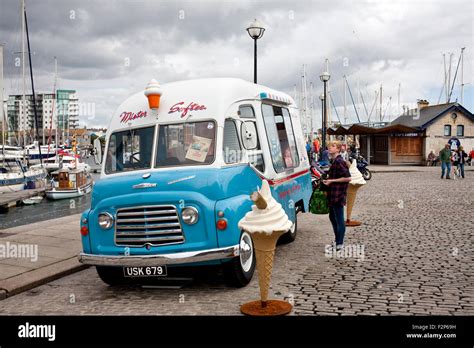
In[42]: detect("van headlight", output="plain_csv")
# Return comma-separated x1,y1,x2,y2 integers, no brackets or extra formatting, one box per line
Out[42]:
98,212,114,229
181,207,199,225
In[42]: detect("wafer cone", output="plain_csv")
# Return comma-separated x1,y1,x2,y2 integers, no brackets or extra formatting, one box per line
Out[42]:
251,230,285,305
346,184,363,226
147,94,161,109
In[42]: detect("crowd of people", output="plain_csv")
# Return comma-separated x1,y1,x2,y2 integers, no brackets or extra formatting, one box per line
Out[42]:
435,144,471,179
306,137,357,167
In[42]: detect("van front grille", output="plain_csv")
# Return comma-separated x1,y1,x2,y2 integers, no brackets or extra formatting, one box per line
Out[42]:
115,205,185,247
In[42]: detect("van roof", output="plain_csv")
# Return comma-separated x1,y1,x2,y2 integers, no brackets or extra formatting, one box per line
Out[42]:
108,78,295,131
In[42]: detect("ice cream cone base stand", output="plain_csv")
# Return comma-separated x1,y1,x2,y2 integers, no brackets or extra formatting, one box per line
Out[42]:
239,180,293,316
346,160,366,227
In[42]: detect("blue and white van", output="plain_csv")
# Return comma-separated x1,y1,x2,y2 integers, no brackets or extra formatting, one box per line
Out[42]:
79,78,312,286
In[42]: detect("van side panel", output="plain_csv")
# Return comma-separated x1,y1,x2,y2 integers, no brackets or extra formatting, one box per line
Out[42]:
214,165,263,248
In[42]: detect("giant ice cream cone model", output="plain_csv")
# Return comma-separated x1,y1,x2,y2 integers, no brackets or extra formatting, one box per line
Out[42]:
238,180,293,316
346,159,366,227
144,79,162,109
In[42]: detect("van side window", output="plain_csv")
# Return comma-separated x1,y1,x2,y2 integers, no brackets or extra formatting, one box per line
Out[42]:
239,105,255,118
223,120,242,164
282,108,300,168
239,106,265,172
262,104,299,173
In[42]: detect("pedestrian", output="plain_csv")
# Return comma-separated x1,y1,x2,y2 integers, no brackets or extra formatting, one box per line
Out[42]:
469,148,474,166
457,146,468,179
427,150,438,166
306,140,311,160
313,138,320,153
322,141,352,251
340,144,349,161
452,150,459,177
439,144,452,179
320,147,330,166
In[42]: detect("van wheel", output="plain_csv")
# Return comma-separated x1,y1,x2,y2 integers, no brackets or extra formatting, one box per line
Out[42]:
96,266,129,286
223,231,255,287
278,210,297,244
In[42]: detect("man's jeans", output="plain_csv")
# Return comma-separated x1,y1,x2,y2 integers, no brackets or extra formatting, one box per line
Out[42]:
441,161,451,178
329,203,345,246
458,163,465,178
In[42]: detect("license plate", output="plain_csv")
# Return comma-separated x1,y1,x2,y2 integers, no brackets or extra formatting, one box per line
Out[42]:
123,266,167,277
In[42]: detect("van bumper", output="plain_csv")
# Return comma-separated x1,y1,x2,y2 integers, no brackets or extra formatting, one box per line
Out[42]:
78,245,240,267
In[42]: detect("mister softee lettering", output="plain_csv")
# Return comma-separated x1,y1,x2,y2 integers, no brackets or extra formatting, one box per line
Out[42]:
168,101,207,117
120,111,148,123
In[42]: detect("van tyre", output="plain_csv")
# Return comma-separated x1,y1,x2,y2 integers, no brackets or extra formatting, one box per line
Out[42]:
224,231,255,287
96,266,130,286
278,209,298,244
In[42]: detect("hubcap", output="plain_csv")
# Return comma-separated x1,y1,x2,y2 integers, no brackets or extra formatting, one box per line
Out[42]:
239,232,253,272
289,221,296,234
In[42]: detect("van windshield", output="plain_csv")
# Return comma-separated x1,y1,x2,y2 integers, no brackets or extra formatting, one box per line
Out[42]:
105,126,155,174
156,121,216,167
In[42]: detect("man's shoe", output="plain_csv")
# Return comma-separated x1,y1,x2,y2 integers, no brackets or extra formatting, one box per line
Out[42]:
446,176,451,179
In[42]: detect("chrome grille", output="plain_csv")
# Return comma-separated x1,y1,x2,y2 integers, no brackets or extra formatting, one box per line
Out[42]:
115,205,185,247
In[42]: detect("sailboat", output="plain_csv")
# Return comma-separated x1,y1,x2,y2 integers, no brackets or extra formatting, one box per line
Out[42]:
46,167,93,199
0,2,47,193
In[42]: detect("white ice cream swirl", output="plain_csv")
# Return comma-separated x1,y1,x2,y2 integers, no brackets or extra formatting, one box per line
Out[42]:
349,159,366,185
238,180,293,234
144,79,162,96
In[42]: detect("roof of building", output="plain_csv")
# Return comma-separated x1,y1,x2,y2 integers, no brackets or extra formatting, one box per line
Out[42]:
327,123,418,135
390,102,474,130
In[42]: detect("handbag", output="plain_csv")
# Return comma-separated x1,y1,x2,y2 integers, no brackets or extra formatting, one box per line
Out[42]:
309,188,330,215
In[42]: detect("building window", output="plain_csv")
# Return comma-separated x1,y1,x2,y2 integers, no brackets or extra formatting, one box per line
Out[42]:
456,125,464,137
444,125,451,137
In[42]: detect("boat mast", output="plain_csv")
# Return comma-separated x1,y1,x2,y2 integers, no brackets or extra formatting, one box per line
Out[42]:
460,47,465,104
397,83,401,116
447,53,453,102
24,5,43,167
21,0,26,147
343,76,347,124
309,81,314,138
0,44,4,160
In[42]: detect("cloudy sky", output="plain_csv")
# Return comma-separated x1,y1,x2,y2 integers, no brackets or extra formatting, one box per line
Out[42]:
1,0,472,128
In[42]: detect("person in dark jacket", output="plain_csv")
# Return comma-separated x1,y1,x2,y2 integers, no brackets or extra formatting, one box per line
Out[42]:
439,144,452,179
457,146,468,178
323,141,352,250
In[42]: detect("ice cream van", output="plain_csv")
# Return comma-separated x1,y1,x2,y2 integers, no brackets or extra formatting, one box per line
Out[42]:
78,78,312,287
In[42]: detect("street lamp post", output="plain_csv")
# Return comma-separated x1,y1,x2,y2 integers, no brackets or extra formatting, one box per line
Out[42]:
319,71,330,154
246,19,265,84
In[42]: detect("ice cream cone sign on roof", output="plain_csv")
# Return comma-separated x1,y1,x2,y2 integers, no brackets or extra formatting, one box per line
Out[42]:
144,79,163,109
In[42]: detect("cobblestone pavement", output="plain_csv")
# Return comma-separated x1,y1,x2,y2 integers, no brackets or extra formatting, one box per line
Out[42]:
0,170,472,315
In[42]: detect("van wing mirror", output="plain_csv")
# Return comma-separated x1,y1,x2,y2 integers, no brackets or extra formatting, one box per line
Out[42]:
93,138,103,165
241,121,258,150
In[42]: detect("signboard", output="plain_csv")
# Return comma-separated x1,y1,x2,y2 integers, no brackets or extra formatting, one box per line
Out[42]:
448,137,461,150
185,136,212,162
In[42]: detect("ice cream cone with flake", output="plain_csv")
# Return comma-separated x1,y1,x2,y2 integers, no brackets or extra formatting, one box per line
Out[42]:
144,79,162,109
346,160,366,227
238,180,293,316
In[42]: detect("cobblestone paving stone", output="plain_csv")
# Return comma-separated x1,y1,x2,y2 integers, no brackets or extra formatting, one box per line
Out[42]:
0,171,472,315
